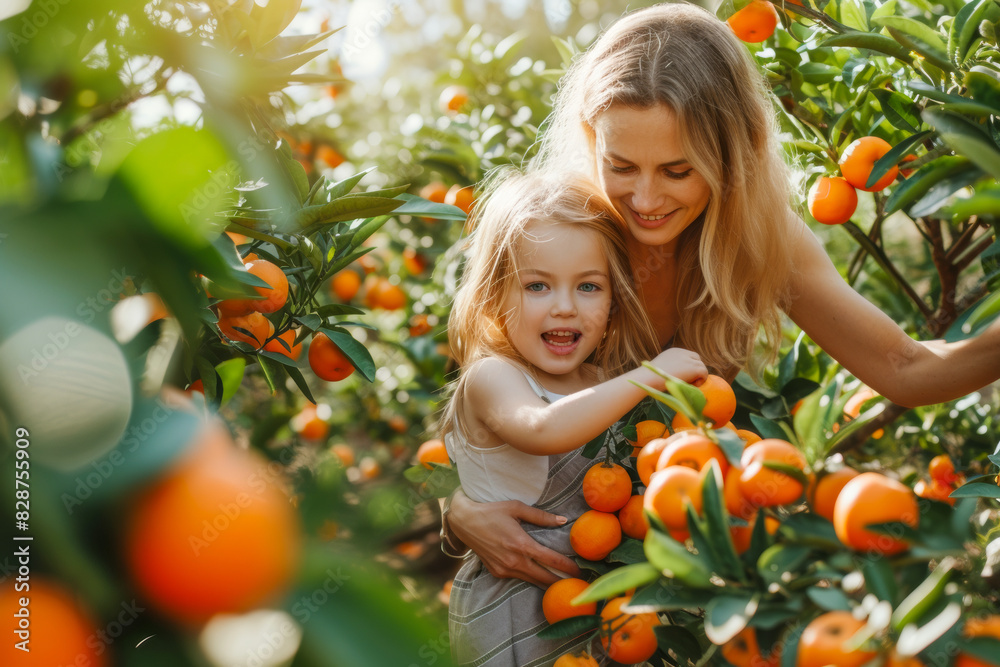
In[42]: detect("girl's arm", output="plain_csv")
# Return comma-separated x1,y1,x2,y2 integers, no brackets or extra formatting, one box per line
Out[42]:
466,350,706,456
785,215,1000,407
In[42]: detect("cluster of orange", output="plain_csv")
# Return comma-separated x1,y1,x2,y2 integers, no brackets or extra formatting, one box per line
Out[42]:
276,131,345,176
727,0,781,43
211,247,355,383
809,136,915,225
914,454,963,505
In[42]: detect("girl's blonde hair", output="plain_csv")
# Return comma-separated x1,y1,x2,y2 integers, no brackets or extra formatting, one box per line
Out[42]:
531,2,797,377
441,169,660,441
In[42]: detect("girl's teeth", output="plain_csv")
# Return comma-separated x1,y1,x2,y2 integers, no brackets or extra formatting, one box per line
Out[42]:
637,212,666,221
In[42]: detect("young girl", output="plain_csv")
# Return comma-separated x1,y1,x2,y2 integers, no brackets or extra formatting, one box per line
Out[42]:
443,170,706,667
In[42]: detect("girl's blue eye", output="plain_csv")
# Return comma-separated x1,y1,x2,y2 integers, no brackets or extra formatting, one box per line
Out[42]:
579,283,599,293
526,282,546,292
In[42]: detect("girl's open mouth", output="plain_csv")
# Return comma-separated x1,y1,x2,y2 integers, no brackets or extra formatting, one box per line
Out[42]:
541,330,581,355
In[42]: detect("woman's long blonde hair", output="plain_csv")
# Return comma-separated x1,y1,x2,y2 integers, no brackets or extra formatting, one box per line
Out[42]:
531,2,797,377
441,169,660,442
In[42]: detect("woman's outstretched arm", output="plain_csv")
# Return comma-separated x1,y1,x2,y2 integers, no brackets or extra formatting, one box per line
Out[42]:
785,215,1000,407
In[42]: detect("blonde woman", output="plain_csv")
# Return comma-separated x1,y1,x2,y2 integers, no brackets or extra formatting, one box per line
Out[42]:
444,2,1000,589
442,169,705,665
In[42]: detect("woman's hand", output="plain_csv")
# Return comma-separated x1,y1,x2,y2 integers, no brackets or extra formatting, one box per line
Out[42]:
446,489,582,588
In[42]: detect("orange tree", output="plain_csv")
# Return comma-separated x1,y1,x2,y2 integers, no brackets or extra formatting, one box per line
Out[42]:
0,0,462,665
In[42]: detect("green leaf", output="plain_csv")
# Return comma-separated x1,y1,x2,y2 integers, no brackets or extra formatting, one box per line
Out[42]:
535,614,599,640
871,89,921,133
750,414,791,441
318,328,376,382
630,380,689,419
840,0,869,31
874,17,955,72
962,289,1000,334
215,357,246,407
652,625,703,665
869,131,933,189
819,32,913,62
325,169,373,200
348,215,391,247
891,558,955,631
700,461,745,581
949,482,1000,498
643,529,714,588
757,544,810,586
923,108,1000,180
392,193,468,220
950,0,993,66
573,563,660,604
628,578,715,612
607,538,647,565
863,557,898,603
966,69,1000,114
296,197,403,230
778,513,842,549
247,0,302,49
885,156,978,214
256,353,286,394
704,594,758,645
806,586,852,611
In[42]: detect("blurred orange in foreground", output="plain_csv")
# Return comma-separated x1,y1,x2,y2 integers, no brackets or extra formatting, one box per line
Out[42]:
0,578,106,666
124,422,302,624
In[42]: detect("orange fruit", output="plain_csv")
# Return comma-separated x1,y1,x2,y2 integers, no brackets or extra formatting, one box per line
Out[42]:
634,420,668,447
840,136,898,192
956,615,1000,667
416,439,449,469
637,437,670,486
730,519,754,555
541,577,597,624
809,467,860,522
553,652,599,667
724,466,756,520
376,281,407,310
316,145,345,169
899,154,919,178
797,611,875,667
736,429,761,445
186,378,205,395
887,649,926,667
358,456,381,480
445,184,475,214
618,495,648,540
408,313,433,337
655,430,730,478
599,595,661,664
439,85,469,114
218,311,272,348
914,478,955,506
330,270,362,302
331,443,355,467
721,626,781,667
263,328,302,361
569,510,622,561
308,333,355,382
739,439,808,508
929,454,957,484
419,181,449,203
843,387,884,438
833,472,919,555
124,422,301,623
583,463,632,512
220,259,289,315
809,176,858,225
727,0,779,43
293,405,329,441
0,577,106,667
403,247,427,274
644,466,703,531
694,375,737,427
387,414,408,433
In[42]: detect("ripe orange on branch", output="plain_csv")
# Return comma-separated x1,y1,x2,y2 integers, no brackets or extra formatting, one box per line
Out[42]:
808,176,858,225
416,439,449,469
637,437,670,486
219,259,289,315
840,136,898,192
956,615,1000,667
308,333,355,382
655,430,731,478
570,510,622,561
124,422,302,624
618,494,648,540
727,1,779,43
797,611,876,667
330,269,361,302
833,472,918,555
582,462,632,512
599,595,661,664
644,465,702,530
808,466,860,522
541,577,597,624
218,311,272,348
738,439,808,507
721,626,781,667
263,328,302,360
553,652,599,667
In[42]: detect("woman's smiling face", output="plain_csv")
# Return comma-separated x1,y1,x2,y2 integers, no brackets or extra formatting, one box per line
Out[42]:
593,104,712,251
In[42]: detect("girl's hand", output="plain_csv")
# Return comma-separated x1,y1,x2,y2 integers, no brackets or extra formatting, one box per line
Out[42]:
446,489,582,587
650,347,708,386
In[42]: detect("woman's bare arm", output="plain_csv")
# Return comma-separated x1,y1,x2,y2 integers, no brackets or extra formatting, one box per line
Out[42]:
785,216,1000,407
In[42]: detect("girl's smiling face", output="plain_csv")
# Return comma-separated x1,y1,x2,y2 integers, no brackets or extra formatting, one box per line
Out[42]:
502,222,612,385
594,104,712,251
